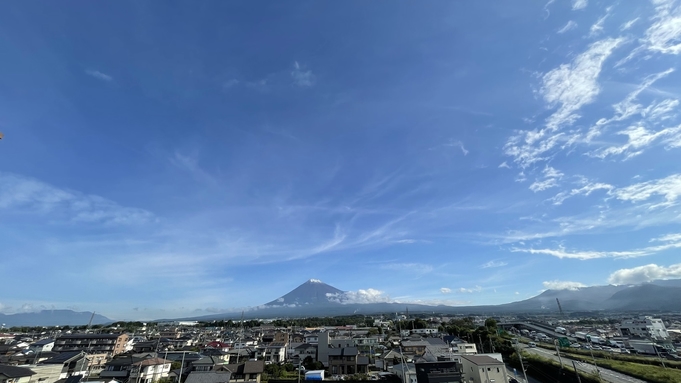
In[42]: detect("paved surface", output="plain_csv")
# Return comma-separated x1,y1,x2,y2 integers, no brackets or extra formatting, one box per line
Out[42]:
522,345,647,383
499,321,576,342
505,366,541,383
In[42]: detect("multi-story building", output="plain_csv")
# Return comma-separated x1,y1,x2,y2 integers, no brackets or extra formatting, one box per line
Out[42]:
620,317,670,340
224,361,264,383
414,361,463,383
53,334,129,356
0,366,35,383
28,339,55,354
392,362,416,383
130,357,171,383
274,332,289,344
454,342,477,355
459,355,506,383
327,347,368,375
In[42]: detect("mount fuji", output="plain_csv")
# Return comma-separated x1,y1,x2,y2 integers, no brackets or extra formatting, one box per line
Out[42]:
181,278,681,320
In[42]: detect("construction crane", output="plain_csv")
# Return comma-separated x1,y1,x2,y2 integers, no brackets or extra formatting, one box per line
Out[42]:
556,298,565,317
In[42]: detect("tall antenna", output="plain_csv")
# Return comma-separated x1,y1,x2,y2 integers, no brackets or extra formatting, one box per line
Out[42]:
556,298,565,317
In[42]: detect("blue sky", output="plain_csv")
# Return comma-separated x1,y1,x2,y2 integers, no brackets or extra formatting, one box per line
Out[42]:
1,0,681,321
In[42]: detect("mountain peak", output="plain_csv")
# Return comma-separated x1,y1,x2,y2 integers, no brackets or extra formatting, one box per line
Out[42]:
264,280,344,306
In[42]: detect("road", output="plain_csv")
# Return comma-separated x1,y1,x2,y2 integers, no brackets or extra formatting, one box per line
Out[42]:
499,321,576,342
522,345,647,383
505,365,542,383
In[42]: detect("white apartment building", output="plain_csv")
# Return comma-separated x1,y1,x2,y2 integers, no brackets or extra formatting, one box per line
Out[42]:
460,355,508,383
130,358,171,383
455,343,478,355
620,317,669,340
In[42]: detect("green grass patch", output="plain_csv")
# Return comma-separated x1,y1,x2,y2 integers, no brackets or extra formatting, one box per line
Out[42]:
520,351,600,383
593,359,681,383
559,348,681,369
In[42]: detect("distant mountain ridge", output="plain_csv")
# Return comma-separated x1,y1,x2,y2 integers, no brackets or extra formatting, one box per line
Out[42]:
498,280,681,312
0,310,112,327
184,278,681,320
7,280,680,325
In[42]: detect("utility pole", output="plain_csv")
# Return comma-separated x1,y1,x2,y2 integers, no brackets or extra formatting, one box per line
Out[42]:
515,344,529,383
571,361,582,383
297,357,301,383
554,339,563,369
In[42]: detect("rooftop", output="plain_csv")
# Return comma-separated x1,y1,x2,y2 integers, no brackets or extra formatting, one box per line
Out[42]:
460,355,504,366
0,365,36,378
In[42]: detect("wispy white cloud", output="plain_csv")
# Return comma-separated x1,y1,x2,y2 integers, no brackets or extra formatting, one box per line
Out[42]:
505,38,623,168
291,61,315,87
440,287,452,294
512,232,681,260
558,21,578,34
652,232,681,242
529,165,564,192
572,0,588,10
644,98,680,121
542,37,622,130
85,69,113,82
0,172,153,225
458,285,482,293
589,14,609,37
612,173,681,207
498,161,510,169
586,68,675,141
590,124,681,159
481,260,508,268
513,246,647,260
542,280,586,290
608,262,681,284
644,0,681,55
381,263,434,273
169,151,217,184
620,17,640,31
436,139,469,155
551,181,613,205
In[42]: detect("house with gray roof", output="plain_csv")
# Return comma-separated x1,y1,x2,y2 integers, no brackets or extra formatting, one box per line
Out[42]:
0,365,35,383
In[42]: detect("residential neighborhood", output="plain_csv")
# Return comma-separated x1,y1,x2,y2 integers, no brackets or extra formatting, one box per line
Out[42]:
1,312,680,383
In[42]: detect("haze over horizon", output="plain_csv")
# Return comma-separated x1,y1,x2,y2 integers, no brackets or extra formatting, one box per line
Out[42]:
2,0,681,321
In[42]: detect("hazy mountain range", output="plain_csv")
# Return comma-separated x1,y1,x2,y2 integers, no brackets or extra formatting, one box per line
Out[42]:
0,310,112,327
186,278,681,320
3,279,681,326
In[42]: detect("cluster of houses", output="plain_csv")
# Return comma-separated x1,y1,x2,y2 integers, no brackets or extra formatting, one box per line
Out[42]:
0,318,514,383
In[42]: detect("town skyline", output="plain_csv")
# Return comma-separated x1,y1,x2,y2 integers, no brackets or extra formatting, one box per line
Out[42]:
2,0,681,320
